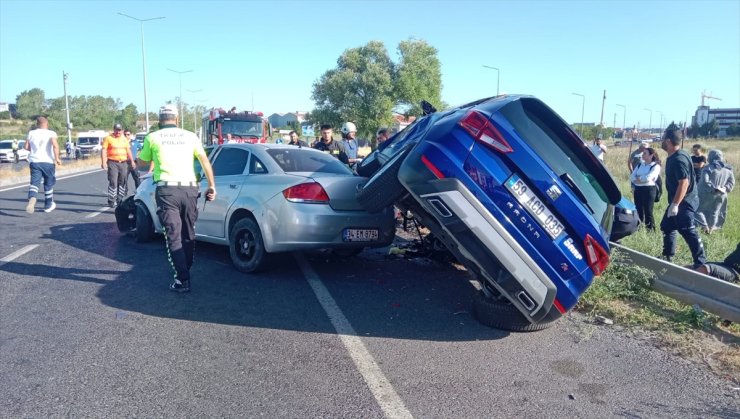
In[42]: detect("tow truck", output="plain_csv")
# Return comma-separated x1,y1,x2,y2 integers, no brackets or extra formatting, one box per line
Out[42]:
201,107,271,146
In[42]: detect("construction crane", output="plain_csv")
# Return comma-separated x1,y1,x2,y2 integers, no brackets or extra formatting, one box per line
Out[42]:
701,90,722,106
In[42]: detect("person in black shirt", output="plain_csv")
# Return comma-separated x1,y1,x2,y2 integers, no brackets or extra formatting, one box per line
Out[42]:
660,128,706,267
690,144,706,183
313,124,349,164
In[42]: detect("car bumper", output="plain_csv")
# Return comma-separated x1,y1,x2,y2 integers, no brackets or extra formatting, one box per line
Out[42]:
402,177,561,324
261,198,396,252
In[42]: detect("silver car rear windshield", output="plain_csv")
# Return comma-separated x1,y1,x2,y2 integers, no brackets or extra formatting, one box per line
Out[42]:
267,149,353,175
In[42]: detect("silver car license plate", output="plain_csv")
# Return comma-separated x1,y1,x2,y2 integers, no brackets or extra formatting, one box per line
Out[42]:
505,174,565,239
343,228,379,242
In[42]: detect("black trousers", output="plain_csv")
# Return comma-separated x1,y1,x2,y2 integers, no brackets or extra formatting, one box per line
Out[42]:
107,161,129,206
125,161,141,195
633,185,657,230
155,186,199,283
660,202,706,266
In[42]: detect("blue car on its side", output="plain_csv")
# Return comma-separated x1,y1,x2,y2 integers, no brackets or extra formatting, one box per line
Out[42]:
356,96,623,331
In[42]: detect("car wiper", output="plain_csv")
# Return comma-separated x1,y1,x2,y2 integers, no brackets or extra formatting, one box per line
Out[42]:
559,172,594,214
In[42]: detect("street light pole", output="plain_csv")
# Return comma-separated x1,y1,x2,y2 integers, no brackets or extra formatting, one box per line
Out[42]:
643,108,652,138
186,89,203,132
656,111,664,134
63,71,73,158
482,65,500,96
168,68,193,128
616,104,626,139
118,13,165,132
572,93,585,138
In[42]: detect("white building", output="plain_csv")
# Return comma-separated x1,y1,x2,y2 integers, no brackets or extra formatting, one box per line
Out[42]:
693,106,740,137
267,111,307,128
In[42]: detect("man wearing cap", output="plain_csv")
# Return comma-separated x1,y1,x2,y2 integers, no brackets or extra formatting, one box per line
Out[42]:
138,104,216,293
628,141,649,173
102,123,136,207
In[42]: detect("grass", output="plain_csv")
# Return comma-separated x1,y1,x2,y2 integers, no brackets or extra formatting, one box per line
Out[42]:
576,138,740,382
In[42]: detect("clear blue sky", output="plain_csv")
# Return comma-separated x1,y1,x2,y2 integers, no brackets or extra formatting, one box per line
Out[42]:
1,0,738,130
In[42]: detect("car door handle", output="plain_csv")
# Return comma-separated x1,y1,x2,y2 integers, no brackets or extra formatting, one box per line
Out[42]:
230,184,238,189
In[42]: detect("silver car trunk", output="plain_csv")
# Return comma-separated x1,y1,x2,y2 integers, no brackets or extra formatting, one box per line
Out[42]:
300,173,367,211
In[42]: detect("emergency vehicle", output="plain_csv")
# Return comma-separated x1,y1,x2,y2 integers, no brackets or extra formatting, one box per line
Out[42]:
74,130,107,159
201,108,271,146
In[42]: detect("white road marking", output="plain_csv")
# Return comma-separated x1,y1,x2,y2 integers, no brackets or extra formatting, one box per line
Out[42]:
0,245,39,267
0,168,101,192
86,207,110,218
294,252,413,419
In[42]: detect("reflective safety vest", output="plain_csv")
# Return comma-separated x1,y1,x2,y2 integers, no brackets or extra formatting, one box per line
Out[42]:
103,134,129,162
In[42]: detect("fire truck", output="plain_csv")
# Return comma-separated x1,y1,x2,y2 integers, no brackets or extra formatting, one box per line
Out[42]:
201,107,271,146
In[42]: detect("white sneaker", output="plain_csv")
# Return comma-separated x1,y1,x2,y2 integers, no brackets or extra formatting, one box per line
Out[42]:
25,197,36,214
43,201,56,213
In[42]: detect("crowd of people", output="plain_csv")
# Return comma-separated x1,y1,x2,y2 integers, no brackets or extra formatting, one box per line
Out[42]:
624,128,737,283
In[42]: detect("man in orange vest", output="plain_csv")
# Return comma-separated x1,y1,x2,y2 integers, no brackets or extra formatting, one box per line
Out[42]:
102,123,136,207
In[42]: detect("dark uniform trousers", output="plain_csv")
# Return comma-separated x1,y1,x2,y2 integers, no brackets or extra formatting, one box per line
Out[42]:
155,185,199,282
660,200,706,266
107,161,129,206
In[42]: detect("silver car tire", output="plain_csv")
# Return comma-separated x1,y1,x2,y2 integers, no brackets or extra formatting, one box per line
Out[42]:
229,218,267,273
356,144,413,213
135,202,155,243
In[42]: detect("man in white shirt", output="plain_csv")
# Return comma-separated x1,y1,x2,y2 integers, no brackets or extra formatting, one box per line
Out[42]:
590,136,607,162
24,116,61,213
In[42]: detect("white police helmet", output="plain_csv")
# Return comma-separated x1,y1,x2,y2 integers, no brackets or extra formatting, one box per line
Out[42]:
341,122,357,135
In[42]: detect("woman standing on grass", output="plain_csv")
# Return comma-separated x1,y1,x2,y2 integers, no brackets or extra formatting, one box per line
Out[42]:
629,147,661,230
695,149,735,233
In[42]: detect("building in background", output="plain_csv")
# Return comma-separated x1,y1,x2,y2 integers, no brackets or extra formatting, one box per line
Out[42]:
267,111,307,128
693,106,740,137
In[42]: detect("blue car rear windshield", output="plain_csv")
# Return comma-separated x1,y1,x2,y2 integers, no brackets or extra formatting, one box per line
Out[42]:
267,148,353,175
500,99,614,228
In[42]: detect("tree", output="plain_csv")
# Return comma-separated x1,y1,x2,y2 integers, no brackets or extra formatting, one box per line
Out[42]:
311,41,395,138
118,104,139,132
726,123,740,137
15,88,46,119
394,39,443,117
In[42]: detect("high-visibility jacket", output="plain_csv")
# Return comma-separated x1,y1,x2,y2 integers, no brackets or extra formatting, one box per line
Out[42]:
102,134,130,162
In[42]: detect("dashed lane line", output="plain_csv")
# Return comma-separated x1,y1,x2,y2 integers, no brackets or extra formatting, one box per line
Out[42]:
86,207,111,218
0,168,100,192
0,245,39,268
294,252,414,419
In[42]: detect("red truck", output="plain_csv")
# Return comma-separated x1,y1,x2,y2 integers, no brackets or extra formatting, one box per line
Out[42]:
202,107,272,146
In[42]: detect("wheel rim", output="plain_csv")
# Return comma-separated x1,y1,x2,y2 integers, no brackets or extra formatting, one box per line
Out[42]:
236,228,256,262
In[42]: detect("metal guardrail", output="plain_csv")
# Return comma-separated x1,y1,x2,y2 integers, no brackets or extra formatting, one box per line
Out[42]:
610,242,740,322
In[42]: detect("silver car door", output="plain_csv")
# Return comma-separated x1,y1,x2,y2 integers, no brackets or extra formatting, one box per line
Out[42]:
197,147,249,238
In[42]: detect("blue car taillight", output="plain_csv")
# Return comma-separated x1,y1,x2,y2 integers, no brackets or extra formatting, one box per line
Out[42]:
459,110,513,154
584,234,609,276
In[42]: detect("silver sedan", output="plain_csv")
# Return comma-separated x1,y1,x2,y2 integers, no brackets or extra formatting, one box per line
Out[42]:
132,143,396,272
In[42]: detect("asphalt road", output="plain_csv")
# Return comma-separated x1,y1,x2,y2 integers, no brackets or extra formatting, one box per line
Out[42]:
1,171,738,418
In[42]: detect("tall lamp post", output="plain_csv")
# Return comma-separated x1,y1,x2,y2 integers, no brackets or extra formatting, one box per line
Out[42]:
656,111,664,134
167,68,193,128
186,89,203,132
643,108,652,138
118,13,165,132
616,104,626,139
62,71,73,158
482,65,500,96
572,93,585,138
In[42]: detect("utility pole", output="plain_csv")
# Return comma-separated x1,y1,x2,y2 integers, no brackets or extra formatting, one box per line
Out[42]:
62,70,72,149
572,93,585,138
598,90,606,136
167,68,193,128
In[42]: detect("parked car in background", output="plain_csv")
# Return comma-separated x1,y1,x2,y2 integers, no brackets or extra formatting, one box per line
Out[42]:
356,96,623,331
127,143,396,272
0,140,29,162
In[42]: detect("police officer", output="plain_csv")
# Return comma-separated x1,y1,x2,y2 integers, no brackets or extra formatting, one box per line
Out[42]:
138,104,216,292
101,123,135,207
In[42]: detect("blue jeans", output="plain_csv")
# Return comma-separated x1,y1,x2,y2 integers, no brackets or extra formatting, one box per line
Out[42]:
28,162,56,207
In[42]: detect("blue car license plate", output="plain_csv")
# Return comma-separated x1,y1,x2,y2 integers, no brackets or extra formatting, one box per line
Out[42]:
505,174,565,239
343,228,379,242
